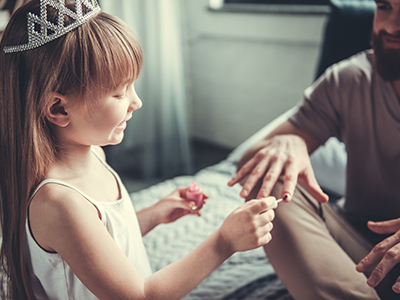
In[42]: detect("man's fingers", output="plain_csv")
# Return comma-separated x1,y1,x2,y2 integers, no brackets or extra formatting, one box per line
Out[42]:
228,156,260,187
279,163,299,202
393,276,400,294
239,160,270,198
307,184,329,203
298,168,329,203
366,243,400,288
368,218,400,234
366,260,395,288
356,234,400,273
256,160,285,199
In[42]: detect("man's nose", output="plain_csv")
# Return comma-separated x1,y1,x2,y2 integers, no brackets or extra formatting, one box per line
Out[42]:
384,9,400,35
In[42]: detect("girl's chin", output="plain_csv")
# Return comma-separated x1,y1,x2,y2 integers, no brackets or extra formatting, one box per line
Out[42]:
106,132,125,146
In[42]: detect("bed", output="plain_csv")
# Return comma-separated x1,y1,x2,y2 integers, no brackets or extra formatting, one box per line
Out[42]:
130,108,347,300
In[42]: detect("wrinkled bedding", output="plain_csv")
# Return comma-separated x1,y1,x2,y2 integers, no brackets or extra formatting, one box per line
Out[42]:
130,159,294,300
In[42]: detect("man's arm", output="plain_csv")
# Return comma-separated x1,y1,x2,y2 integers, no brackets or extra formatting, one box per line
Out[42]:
229,120,329,203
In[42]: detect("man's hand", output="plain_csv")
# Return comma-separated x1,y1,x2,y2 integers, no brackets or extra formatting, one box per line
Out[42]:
228,133,328,203
356,218,400,294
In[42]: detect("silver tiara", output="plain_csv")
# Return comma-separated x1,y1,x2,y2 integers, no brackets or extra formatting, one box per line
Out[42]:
3,0,101,53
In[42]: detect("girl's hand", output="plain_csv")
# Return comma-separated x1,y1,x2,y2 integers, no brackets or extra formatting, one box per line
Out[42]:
155,186,208,224
217,197,276,254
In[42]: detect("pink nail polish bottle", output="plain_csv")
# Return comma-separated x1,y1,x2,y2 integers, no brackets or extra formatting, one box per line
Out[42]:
186,182,204,209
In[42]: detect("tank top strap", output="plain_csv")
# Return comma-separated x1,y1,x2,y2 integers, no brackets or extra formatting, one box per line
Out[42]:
91,148,118,178
91,147,125,196
29,178,106,222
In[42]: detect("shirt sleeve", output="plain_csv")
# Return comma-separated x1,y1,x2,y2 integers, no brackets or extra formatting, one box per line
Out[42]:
290,65,345,145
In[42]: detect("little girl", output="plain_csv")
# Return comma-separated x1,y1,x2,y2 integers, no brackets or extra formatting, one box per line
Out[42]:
0,1,276,299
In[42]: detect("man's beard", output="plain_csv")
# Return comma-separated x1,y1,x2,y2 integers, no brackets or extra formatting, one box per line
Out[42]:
371,30,400,81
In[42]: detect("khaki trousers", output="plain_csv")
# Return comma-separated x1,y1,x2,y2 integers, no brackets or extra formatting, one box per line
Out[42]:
256,181,398,300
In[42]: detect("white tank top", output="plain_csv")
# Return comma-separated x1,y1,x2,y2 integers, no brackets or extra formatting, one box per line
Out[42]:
25,151,152,300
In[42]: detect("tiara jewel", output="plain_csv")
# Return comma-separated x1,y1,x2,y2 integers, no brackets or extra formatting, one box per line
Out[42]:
3,0,101,53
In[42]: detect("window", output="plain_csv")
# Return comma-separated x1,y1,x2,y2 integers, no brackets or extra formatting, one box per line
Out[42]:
225,0,329,4
209,0,330,14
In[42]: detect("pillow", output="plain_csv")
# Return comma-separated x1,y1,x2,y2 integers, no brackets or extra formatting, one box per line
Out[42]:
310,137,347,197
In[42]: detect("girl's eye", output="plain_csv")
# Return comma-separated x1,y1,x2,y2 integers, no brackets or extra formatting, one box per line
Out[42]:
113,84,130,99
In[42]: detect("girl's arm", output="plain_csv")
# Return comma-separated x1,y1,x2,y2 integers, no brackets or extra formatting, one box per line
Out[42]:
30,184,275,300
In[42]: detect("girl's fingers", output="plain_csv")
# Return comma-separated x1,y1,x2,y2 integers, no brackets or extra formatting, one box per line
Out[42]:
188,201,197,210
258,221,273,235
202,193,209,200
248,197,276,215
257,232,272,246
174,198,197,210
257,209,275,225
178,186,189,198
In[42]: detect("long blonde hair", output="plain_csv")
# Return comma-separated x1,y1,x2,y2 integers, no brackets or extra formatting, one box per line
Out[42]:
0,1,143,299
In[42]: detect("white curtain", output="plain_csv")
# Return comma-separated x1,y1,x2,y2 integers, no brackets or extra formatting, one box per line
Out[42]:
101,0,193,179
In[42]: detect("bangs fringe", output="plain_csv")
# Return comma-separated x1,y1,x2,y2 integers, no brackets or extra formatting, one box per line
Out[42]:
53,12,143,103
84,13,143,96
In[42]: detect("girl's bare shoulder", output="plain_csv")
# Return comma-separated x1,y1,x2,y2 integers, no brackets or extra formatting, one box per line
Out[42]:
29,183,100,252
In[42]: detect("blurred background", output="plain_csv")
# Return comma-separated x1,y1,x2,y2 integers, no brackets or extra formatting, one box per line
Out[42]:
0,0,374,192
100,0,330,192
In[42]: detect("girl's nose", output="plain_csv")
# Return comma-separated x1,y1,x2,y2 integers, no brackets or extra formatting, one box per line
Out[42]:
128,90,142,112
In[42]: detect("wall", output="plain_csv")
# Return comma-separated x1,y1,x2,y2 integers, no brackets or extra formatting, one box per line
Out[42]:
184,0,328,148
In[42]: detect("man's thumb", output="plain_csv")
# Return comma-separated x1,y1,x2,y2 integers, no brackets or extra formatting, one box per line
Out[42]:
299,171,329,203
368,218,400,234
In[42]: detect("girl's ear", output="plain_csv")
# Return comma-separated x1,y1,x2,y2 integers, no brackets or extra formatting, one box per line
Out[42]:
45,93,70,127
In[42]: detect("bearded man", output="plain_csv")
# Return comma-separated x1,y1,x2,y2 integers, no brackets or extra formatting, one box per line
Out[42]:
229,0,400,299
